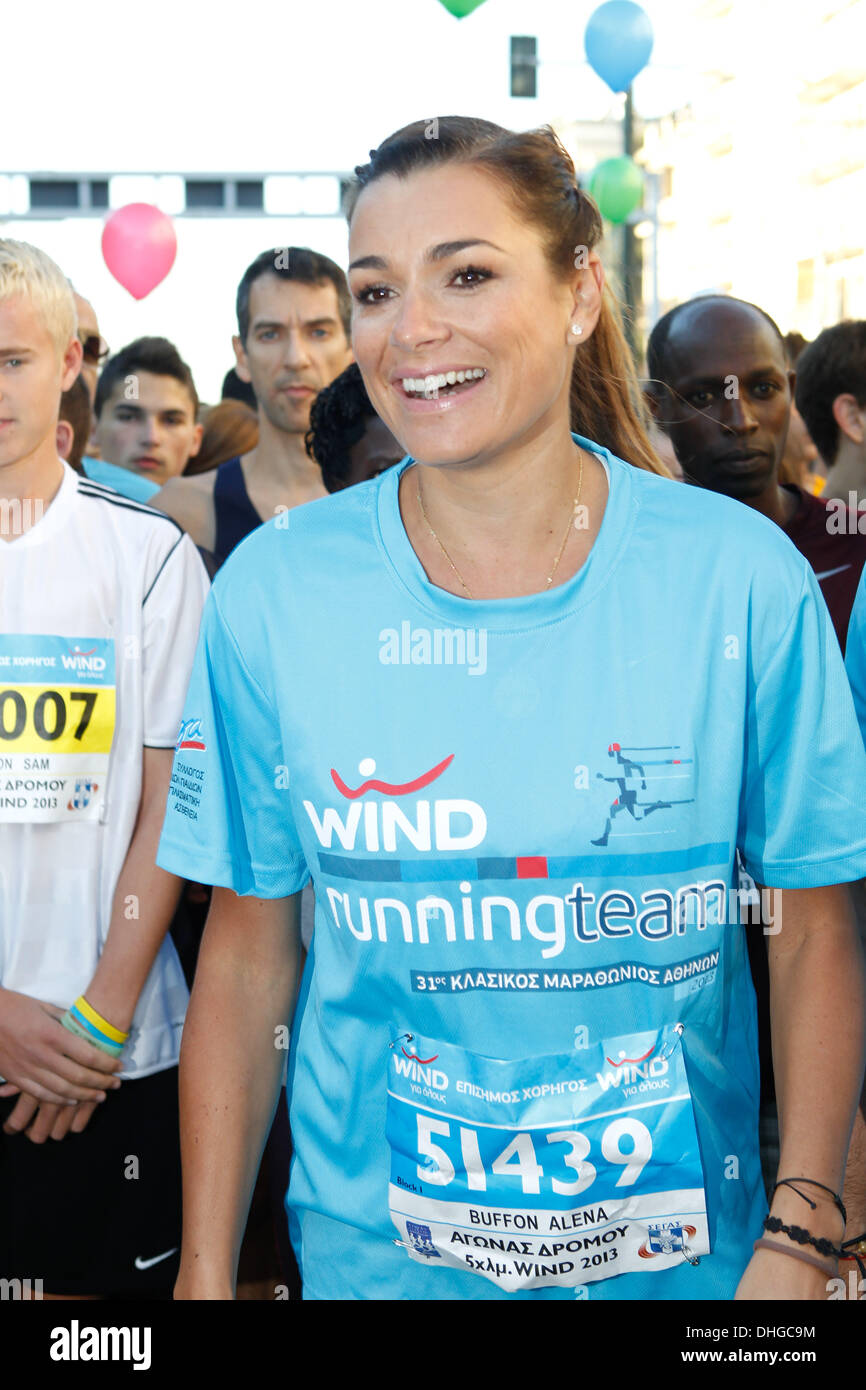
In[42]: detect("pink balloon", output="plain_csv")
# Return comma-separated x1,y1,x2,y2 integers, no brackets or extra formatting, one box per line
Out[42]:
101,203,177,300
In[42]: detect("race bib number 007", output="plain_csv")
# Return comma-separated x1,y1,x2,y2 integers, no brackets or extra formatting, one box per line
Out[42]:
0,635,116,822
387,1023,709,1292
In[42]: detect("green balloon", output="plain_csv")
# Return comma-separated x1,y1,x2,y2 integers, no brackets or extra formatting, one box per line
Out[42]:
586,156,644,224
436,0,487,16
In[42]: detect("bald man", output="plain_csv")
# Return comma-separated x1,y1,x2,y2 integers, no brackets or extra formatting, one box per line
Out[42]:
646,294,866,653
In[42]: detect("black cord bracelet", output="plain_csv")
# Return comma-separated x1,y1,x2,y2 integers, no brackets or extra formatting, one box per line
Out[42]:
763,1215,843,1261
770,1177,847,1225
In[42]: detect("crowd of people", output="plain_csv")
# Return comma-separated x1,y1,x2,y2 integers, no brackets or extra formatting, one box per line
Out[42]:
1,114,866,1304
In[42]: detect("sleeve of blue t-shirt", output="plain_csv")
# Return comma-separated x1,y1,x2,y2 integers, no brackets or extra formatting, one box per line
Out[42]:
739,561,866,886
845,566,866,748
155,584,309,897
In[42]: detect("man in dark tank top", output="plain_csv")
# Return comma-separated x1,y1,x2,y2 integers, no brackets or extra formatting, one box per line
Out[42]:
153,247,353,567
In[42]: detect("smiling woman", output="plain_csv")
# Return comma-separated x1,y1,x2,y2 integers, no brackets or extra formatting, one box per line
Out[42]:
346,117,663,465
344,117,667,603
159,117,866,1308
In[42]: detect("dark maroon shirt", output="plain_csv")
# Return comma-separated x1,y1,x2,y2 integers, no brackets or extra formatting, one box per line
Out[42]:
782,485,866,653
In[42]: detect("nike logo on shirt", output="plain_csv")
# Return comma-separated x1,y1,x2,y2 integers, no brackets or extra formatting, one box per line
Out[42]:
815,564,852,581
134,1247,178,1270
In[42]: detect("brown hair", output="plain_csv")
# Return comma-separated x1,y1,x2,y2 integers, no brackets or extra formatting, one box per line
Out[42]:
347,117,668,477
184,399,258,476
58,375,92,472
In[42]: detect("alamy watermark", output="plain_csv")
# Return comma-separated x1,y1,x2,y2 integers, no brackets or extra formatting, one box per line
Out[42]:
0,497,44,537
825,491,866,534
49,1320,151,1370
379,621,487,676
0,1276,43,1299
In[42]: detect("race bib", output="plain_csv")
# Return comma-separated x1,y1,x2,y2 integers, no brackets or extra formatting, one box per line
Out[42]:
387,1023,709,1292
0,635,116,822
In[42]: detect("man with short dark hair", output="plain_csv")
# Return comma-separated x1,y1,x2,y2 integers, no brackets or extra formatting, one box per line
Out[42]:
93,336,202,491
795,321,866,507
154,247,353,567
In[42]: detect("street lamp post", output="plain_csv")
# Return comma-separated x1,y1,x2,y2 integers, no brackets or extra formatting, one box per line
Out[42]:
622,85,642,354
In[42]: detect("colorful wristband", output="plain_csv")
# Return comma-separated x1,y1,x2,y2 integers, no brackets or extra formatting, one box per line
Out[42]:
60,1010,124,1058
72,995,129,1044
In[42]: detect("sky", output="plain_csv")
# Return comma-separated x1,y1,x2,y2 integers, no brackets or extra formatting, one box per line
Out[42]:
2,0,711,398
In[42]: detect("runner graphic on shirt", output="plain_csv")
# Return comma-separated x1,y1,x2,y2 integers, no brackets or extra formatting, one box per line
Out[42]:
591,742,695,846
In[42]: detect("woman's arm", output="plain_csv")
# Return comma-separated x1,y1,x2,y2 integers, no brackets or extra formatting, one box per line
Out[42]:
173,885,302,1300
736,882,866,1299
841,878,866,1288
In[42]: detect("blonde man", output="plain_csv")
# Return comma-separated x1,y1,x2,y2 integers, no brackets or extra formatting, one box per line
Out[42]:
0,240,209,1298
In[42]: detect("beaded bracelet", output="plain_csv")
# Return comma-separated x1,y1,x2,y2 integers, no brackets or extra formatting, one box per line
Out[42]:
762,1215,843,1261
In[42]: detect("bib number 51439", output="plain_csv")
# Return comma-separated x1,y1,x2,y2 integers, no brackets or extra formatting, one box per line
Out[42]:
415,1114,652,1197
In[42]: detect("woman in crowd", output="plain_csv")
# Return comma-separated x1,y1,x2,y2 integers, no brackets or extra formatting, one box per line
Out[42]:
158,117,866,1302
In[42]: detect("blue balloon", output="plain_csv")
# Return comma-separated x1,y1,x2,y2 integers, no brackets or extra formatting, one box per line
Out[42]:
585,1,653,93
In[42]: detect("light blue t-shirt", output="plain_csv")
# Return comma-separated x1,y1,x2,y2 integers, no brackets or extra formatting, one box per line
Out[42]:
846,566,866,745
82,455,161,503
157,437,866,1301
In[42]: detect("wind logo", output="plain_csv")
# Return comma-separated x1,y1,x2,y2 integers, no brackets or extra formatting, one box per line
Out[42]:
62,645,106,674
175,717,206,752
332,754,454,799
392,1051,449,1091
595,1045,670,1091
304,755,487,853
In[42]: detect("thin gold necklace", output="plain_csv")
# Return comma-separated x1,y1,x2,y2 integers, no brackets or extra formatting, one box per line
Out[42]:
415,451,585,599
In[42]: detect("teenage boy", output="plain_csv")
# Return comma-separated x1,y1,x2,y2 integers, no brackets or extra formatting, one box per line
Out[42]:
92,336,203,492
0,240,209,1298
